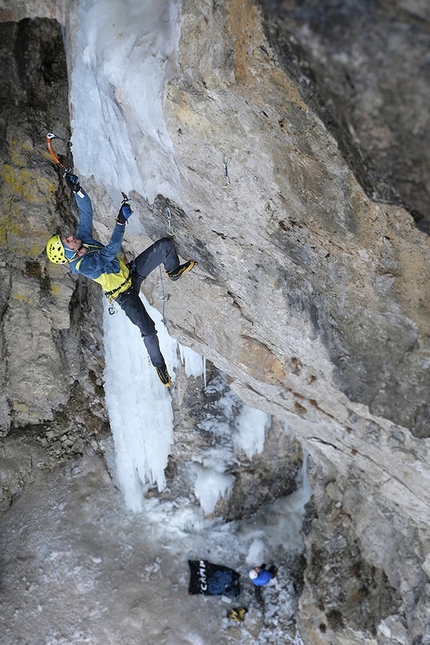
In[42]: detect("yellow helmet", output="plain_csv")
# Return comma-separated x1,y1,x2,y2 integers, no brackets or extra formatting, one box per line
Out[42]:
46,235,67,264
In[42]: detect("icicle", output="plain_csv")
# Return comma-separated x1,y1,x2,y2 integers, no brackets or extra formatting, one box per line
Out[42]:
103,294,177,512
203,356,207,389
179,344,205,378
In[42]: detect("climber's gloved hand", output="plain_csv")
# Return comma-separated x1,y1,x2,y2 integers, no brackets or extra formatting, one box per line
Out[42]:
64,172,81,193
116,203,132,225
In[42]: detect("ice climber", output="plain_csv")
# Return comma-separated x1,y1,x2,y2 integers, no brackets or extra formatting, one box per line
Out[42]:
46,173,197,387
248,564,278,605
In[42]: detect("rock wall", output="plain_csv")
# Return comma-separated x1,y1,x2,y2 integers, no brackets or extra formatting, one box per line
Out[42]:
0,1,429,644
260,0,430,234
0,19,108,476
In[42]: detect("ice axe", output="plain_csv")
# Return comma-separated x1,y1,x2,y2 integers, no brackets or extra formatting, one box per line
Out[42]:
46,132,69,172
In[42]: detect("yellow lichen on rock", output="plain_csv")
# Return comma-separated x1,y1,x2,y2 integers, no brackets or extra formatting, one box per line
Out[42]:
238,335,286,383
12,292,35,306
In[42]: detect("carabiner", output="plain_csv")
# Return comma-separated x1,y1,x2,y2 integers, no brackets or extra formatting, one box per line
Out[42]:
221,153,230,188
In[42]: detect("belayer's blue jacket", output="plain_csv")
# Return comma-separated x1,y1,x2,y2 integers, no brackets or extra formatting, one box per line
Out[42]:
252,569,274,586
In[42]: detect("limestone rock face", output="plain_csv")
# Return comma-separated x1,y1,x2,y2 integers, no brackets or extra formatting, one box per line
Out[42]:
260,0,430,233
299,454,430,645
114,2,430,642
0,18,107,438
0,2,429,645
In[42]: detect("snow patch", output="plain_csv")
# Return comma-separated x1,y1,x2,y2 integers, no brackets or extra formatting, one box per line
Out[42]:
193,464,235,516
233,405,271,459
179,344,205,378
246,538,266,566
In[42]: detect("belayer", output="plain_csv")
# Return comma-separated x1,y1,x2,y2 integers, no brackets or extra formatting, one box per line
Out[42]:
46,173,197,386
248,564,278,605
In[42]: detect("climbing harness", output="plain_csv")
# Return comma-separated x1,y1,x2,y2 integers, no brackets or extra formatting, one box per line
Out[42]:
104,273,132,300
221,153,230,188
106,252,134,315
46,132,70,172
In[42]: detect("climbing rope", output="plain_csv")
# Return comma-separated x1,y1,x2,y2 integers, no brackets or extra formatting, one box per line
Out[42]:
263,424,281,562
159,265,170,326
156,206,176,325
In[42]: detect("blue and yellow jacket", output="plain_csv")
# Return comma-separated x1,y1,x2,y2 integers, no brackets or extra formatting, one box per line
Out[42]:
68,189,132,300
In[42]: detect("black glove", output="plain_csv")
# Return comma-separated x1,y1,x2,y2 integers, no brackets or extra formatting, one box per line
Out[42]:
64,172,81,193
116,203,132,225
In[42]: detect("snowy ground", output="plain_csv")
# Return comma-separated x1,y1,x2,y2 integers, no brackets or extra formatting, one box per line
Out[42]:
0,293,311,645
0,446,309,645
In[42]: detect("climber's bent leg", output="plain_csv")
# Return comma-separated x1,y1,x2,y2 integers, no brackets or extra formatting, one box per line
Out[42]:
116,289,165,367
134,237,179,287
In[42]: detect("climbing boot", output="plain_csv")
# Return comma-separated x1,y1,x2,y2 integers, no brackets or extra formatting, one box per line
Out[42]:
155,364,171,387
167,260,197,281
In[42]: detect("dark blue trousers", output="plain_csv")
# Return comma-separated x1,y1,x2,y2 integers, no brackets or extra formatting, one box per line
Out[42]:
116,237,179,367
